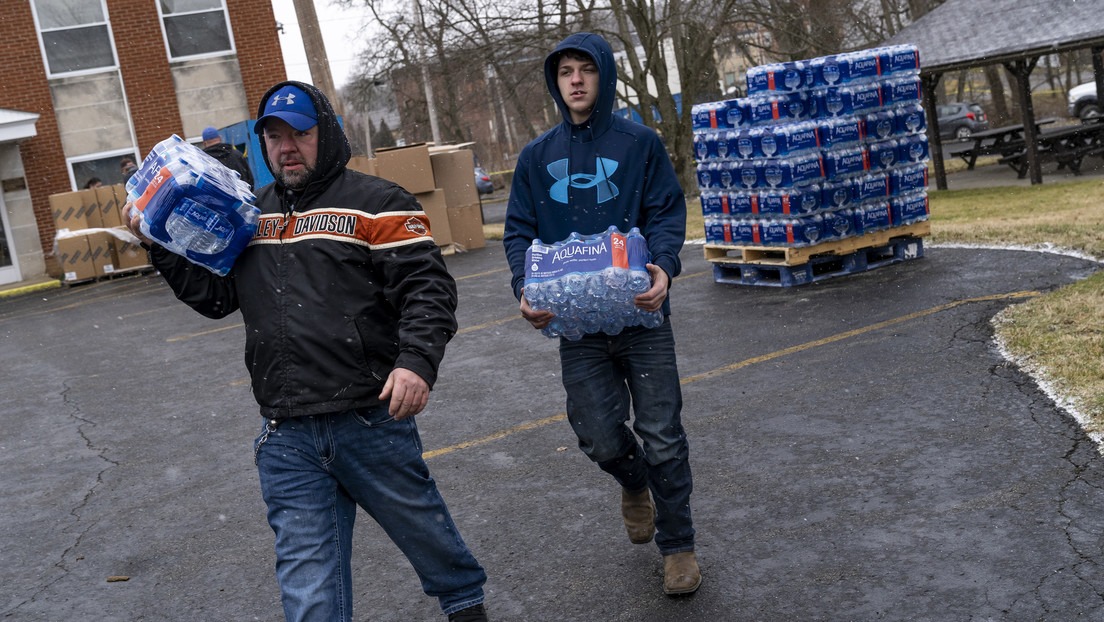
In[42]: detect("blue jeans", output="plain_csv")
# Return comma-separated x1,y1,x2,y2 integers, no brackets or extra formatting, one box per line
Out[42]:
558,318,695,555
254,407,486,621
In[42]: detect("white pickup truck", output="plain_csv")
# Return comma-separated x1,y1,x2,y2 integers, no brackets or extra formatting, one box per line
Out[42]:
1068,81,1100,120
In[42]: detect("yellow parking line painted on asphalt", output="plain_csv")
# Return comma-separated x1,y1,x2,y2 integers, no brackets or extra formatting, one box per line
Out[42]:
680,289,1041,385
458,315,518,334
167,323,241,342
422,413,567,460
422,289,1042,460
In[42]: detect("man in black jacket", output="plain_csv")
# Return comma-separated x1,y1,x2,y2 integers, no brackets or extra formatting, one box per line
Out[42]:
125,82,488,622
201,126,255,191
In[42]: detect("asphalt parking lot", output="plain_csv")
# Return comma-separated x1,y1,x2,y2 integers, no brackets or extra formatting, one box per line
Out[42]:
2,238,1104,621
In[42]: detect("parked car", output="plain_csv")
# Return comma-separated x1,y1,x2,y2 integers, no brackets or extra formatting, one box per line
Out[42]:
1067,81,1100,121
474,165,494,195
936,102,990,140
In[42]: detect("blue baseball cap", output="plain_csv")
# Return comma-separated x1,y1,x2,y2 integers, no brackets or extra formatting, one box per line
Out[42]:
201,126,219,141
255,85,317,133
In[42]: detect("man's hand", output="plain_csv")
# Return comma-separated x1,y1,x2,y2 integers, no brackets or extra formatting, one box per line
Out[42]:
520,294,555,330
123,201,154,246
379,367,430,420
633,263,669,313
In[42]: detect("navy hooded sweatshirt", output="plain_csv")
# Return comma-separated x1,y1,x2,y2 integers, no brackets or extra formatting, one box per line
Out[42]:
502,32,687,309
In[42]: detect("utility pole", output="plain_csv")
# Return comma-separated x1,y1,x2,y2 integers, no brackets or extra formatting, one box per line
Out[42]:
292,0,344,117
413,0,441,144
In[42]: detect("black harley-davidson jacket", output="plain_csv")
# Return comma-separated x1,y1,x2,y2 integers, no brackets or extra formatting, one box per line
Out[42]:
149,81,457,419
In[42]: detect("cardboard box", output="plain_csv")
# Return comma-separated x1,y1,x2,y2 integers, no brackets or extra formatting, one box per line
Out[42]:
86,231,117,277
49,191,95,232
347,155,378,177
375,144,435,194
414,189,452,247
55,235,96,282
111,228,151,270
90,185,124,228
447,203,485,250
430,149,480,209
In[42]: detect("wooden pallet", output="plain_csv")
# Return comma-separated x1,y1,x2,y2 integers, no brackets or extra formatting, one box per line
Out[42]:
704,220,930,266
711,235,925,287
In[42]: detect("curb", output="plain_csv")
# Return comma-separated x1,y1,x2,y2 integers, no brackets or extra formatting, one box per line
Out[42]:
0,279,62,299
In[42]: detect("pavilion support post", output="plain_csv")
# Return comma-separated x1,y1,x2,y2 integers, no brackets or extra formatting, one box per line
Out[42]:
1004,57,1042,185
922,73,947,190
1092,47,1103,121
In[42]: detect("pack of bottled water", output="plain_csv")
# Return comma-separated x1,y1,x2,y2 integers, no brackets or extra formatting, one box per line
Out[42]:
694,44,928,250
126,135,260,276
523,226,663,340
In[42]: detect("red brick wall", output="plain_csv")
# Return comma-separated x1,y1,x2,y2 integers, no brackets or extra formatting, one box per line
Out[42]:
228,0,289,115
110,0,185,157
0,5,71,269
0,2,284,275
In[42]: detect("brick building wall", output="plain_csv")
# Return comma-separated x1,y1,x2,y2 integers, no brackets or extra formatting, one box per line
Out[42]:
228,0,289,115
110,0,185,159
0,1,285,277
0,5,71,266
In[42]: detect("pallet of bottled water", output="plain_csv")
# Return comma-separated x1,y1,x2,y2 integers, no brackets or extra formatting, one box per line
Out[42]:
691,44,931,273
127,135,260,276
524,226,662,340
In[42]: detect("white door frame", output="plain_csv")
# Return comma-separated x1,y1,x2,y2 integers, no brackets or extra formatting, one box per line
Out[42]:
0,191,22,285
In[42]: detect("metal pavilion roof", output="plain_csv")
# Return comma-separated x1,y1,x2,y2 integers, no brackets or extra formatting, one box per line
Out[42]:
882,0,1104,75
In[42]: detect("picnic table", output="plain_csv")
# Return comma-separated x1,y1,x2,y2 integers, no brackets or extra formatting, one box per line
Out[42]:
949,118,1057,170
997,118,1104,178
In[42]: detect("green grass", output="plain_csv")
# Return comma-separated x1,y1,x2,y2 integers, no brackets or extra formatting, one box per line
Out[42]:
481,173,1104,436
929,177,1104,436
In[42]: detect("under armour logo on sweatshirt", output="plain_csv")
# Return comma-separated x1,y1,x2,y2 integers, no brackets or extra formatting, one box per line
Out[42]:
547,157,620,204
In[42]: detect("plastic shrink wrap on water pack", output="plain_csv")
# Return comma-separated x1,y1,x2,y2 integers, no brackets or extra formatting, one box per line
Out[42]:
127,135,260,276
524,226,663,341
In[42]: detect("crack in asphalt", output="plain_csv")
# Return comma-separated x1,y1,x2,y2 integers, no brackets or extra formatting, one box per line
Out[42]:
999,360,1104,617
5,379,121,616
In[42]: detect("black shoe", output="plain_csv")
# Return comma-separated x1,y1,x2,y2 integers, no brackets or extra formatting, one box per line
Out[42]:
448,603,488,622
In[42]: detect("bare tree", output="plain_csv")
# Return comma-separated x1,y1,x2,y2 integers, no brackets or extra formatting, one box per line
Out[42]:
335,0,949,191
597,0,744,190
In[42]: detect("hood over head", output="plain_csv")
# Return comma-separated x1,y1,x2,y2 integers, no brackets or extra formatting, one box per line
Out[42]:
255,80,351,192
544,32,618,131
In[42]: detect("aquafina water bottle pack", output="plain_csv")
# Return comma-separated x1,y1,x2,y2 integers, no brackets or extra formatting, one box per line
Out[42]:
524,226,663,340
694,43,928,248
127,135,260,276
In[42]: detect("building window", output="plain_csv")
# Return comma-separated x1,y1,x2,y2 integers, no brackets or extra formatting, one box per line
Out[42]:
32,0,116,77
159,0,234,60
71,151,140,190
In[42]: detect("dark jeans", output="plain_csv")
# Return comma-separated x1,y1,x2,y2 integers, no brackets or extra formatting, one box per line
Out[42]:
254,407,486,621
559,318,695,554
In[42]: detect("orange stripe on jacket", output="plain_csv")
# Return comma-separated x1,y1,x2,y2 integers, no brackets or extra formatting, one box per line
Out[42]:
250,208,435,248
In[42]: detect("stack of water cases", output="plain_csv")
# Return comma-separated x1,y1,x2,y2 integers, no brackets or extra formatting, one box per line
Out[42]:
524,226,663,341
127,135,260,276
693,45,929,249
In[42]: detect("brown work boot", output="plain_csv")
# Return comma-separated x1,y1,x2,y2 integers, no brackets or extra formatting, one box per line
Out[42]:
621,487,655,544
663,551,702,595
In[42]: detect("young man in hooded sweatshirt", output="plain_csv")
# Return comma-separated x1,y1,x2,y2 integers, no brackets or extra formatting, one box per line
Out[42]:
125,81,489,622
502,32,701,595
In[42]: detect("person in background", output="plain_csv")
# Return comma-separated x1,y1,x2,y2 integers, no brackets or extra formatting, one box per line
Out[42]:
124,81,489,622
120,157,138,183
83,177,102,189
502,31,701,597
201,125,255,191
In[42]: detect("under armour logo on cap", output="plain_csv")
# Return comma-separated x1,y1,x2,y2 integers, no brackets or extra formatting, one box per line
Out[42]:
255,85,318,133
